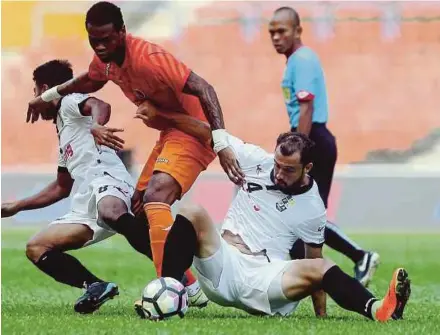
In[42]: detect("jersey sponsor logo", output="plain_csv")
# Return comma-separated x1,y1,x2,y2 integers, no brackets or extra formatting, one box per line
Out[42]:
62,143,74,162
276,195,295,212
105,63,111,77
156,157,169,164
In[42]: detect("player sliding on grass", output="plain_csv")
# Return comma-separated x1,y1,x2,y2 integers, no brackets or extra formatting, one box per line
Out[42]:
26,3,244,304
1,60,209,314
158,132,411,321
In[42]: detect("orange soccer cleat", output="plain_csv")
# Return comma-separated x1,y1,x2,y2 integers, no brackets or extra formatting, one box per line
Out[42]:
375,268,411,322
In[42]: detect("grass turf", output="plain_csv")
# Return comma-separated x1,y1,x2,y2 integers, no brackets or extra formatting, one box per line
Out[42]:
2,228,440,334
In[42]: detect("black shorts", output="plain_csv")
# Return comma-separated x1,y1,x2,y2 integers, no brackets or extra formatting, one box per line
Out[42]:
291,123,337,208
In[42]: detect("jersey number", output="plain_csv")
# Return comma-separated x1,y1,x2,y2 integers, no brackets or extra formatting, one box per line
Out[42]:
98,186,109,193
246,182,263,193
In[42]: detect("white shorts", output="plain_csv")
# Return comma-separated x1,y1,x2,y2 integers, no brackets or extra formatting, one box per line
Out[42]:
50,172,135,247
193,237,300,316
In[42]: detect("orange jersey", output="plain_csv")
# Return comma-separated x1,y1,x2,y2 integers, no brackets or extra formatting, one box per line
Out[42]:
88,34,207,123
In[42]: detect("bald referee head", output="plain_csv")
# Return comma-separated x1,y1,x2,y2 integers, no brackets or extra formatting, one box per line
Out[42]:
269,7,303,57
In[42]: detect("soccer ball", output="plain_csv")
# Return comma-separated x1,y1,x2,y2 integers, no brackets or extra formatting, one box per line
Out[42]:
140,277,188,320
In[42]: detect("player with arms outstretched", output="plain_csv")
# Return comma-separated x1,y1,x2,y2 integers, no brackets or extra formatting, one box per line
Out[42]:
3,60,208,313
159,132,411,321
26,2,243,305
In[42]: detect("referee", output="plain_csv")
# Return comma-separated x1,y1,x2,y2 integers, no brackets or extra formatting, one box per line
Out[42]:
269,6,379,286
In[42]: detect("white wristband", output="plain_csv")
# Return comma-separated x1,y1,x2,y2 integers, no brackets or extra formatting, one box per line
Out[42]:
41,86,62,102
212,129,230,154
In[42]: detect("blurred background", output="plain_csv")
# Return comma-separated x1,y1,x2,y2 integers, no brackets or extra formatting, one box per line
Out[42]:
2,1,440,231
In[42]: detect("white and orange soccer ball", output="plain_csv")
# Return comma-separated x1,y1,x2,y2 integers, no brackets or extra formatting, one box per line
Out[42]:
139,277,188,320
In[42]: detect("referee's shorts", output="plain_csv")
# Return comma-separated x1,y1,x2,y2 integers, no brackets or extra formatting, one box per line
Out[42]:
291,123,337,208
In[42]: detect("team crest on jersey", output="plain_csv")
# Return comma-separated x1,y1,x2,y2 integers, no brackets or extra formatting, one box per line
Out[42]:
256,165,263,175
276,195,295,212
134,89,147,100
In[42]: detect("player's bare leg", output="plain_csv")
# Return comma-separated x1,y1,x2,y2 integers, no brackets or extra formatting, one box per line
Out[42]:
26,224,118,314
280,259,411,321
97,195,154,258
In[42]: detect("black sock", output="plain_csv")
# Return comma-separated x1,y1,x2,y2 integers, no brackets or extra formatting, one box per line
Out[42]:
34,250,103,288
325,221,365,263
108,212,152,260
162,214,197,281
322,265,377,319
289,239,305,260
109,213,190,284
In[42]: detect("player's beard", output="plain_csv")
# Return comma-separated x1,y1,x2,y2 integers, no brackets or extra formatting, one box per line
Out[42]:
279,169,307,194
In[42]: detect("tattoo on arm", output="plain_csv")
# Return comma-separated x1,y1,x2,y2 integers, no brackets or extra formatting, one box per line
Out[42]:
182,71,225,130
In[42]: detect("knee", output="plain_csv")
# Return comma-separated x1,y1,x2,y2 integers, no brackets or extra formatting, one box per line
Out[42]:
25,239,49,263
179,203,204,222
98,196,128,225
310,259,336,282
178,203,209,232
143,174,181,205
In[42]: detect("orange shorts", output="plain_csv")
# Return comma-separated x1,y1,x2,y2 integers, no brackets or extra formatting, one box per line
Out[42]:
136,130,216,197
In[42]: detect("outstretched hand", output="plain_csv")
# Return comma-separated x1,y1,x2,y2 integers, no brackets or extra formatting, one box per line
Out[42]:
218,147,245,185
90,124,125,151
1,202,20,218
26,96,49,123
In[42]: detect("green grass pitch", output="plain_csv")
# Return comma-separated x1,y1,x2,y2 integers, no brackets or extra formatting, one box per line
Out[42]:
2,228,440,334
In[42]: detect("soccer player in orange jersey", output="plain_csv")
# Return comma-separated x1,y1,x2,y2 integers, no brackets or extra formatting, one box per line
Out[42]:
27,1,244,305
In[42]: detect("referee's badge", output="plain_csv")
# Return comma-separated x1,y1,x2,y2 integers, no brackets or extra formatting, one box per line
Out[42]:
282,87,291,102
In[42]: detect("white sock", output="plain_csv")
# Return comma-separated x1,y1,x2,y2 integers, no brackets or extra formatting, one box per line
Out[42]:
370,300,383,321
186,280,201,296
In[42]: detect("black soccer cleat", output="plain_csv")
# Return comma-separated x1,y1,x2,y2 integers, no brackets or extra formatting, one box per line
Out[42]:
354,251,380,287
74,282,119,314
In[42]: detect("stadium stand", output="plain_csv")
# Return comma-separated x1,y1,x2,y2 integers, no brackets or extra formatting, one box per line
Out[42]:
2,1,440,168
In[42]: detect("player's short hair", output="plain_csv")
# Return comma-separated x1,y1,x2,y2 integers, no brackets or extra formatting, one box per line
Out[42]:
33,60,73,88
276,132,315,165
86,1,124,31
274,6,301,26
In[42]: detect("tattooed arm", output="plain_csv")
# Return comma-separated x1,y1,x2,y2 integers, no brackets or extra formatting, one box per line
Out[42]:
149,52,243,183
182,71,225,130
182,71,244,184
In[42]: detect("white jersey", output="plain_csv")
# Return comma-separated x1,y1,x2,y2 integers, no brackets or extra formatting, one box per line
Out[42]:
50,93,135,247
56,93,130,183
221,135,326,261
